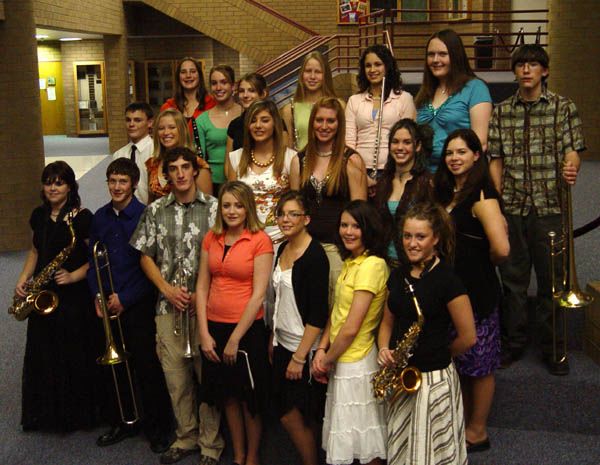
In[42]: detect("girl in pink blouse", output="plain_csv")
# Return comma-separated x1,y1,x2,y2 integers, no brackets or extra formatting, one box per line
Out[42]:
346,44,416,194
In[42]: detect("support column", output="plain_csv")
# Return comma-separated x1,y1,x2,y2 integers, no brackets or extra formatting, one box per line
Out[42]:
103,25,129,153
548,0,600,160
0,0,44,251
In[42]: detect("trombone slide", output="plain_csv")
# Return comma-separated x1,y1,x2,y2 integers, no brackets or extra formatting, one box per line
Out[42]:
93,242,140,425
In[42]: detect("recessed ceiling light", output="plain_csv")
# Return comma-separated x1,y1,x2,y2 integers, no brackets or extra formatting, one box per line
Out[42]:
60,37,83,42
36,34,49,40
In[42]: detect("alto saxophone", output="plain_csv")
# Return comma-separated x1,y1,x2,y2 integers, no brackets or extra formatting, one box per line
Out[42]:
373,277,424,404
8,212,76,321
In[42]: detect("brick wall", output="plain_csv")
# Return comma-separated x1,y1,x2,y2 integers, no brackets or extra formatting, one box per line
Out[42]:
138,0,311,64
60,40,105,137
548,0,599,160
212,42,240,78
104,30,130,153
38,42,62,62
33,0,124,35
239,54,261,77
0,0,44,251
261,0,343,35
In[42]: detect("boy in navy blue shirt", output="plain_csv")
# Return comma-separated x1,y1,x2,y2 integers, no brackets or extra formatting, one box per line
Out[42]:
87,158,173,453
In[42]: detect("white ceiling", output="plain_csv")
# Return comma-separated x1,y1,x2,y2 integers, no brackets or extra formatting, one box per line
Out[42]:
36,27,103,41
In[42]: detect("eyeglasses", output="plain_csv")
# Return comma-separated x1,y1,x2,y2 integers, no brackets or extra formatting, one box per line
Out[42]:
275,211,305,220
43,179,66,187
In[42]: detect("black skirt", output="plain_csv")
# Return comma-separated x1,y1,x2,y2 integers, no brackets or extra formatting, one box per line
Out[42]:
271,345,326,424
201,319,268,416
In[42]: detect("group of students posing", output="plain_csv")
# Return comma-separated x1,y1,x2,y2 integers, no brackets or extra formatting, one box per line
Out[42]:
14,27,585,465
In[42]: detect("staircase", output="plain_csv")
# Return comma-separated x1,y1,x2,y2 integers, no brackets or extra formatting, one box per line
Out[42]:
125,0,314,63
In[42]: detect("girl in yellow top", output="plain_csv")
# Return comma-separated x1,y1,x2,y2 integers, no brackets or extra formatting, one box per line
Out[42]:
312,200,389,465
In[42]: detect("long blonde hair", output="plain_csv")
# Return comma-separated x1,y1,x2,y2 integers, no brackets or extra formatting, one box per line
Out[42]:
238,100,287,179
151,108,194,160
293,51,337,102
212,181,264,235
300,97,349,197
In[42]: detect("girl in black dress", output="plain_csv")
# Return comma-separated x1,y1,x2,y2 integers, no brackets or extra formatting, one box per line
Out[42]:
291,97,367,307
434,129,509,452
14,161,102,432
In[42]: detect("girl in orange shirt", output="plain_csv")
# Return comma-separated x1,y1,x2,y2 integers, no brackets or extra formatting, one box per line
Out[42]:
196,181,274,465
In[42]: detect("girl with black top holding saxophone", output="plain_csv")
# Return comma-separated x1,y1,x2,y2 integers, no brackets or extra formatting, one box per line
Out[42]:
13,161,103,432
377,202,475,465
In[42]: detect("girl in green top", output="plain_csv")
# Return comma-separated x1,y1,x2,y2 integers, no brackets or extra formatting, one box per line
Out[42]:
196,64,242,194
281,51,344,152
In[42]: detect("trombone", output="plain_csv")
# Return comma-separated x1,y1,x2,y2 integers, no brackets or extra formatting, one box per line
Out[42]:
548,183,594,365
172,256,194,359
93,242,140,425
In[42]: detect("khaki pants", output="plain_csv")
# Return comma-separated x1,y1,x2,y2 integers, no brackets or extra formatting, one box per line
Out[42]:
322,243,343,311
156,314,224,458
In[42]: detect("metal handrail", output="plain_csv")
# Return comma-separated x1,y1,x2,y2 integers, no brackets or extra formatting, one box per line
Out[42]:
259,7,548,106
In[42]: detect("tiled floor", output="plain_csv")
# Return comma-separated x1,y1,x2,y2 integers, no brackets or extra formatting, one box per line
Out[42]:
43,135,111,179
45,155,109,180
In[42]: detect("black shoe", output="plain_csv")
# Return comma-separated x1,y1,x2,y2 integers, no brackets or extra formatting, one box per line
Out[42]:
150,434,173,454
159,447,199,464
466,437,491,453
499,348,524,369
544,357,570,376
96,424,140,447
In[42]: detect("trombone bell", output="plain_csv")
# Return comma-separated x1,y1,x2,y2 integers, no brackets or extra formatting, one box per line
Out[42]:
557,289,593,309
97,340,129,366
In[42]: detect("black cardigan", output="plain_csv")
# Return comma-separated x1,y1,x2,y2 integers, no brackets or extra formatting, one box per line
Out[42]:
274,238,330,329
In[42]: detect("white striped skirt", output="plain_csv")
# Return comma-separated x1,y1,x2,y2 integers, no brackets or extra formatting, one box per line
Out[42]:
322,347,387,464
386,362,467,465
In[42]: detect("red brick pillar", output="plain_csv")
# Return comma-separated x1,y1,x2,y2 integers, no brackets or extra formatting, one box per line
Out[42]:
104,32,129,153
548,0,600,160
0,0,44,251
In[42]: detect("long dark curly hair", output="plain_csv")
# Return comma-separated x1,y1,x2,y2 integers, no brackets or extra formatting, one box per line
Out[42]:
357,44,403,101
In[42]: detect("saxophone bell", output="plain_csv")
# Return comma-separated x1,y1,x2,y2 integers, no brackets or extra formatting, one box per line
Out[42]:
372,277,424,404
31,290,59,316
8,212,76,321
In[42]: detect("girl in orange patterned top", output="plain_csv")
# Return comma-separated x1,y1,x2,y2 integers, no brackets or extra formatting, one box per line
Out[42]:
225,100,299,244
146,108,212,202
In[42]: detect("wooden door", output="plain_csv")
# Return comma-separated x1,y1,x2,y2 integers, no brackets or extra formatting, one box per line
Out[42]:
39,61,66,135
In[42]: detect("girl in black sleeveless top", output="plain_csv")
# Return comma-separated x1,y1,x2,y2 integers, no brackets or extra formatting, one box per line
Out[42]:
290,97,367,307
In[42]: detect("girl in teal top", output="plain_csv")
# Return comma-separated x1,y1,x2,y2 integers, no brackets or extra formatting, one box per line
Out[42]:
415,29,492,172
374,119,433,262
196,64,241,192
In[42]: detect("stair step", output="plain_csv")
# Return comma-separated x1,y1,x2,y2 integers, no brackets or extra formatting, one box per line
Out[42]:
490,349,600,434
470,427,600,465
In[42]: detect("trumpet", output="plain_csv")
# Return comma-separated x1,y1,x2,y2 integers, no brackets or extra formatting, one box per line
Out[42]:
93,242,139,425
373,277,423,404
548,183,593,365
172,257,193,359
